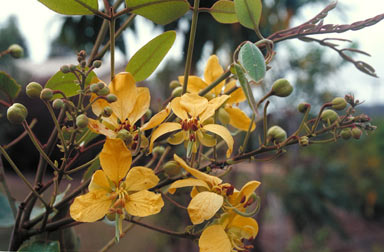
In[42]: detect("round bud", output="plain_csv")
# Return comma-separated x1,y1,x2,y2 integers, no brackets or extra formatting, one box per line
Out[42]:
60,65,71,74
40,88,54,101
299,136,309,146
8,44,24,58
89,83,100,93
102,106,113,117
204,93,215,101
218,108,230,125
202,117,214,125
92,60,102,68
26,82,43,99
96,86,110,96
145,109,152,119
320,109,338,123
297,103,310,113
97,82,105,89
7,103,28,124
331,97,347,110
52,99,65,110
271,79,293,97
351,127,362,140
340,128,352,140
106,213,116,221
163,161,181,178
69,64,77,71
266,125,287,144
80,60,86,68
171,86,183,97
76,114,89,129
152,146,165,156
169,80,181,89
116,129,133,144
106,94,117,103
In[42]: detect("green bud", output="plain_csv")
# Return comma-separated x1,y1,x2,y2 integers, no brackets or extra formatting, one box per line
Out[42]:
76,114,89,129
299,136,309,146
351,127,362,140
52,99,65,110
8,44,24,58
7,103,28,124
97,86,110,96
102,106,113,117
60,65,71,74
106,94,117,103
169,80,181,89
218,107,230,125
152,146,165,156
80,60,86,68
97,82,105,89
163,161,181,177
116,129,133,144
89,83,100,93
340,128,352,140
320,109,338,123
204,93,215,101
171,86,183,97
145,109,152,119
298,103,310,113
271,79,293,97
267,125,287,144
69,64,77,71
92,60,102,68
40,88,54,101
106,213,116,221
331,97,347,110
26,82,43,99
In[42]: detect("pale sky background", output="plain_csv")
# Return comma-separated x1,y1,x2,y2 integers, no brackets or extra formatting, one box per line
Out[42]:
0,0,383,104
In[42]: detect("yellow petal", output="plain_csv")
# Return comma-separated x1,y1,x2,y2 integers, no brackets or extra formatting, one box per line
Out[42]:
70,190,111,222
109,72,137,122
149,122,181,152
141,104,171,131
124,166,159,191
203,124,234,157
199,225,231,252
170,97,188,120
229,215,259,239
168,178,210,194
88,119,117,138
188,191,223,225
125,190,164,217
167,130,186,145
178,76,208,94
90,93,109,117
204,55,225,96
100,138,132,185
199,95,229,123
88,170,111,192
179,93,208,118
127,87,150,126
226,81,246,105
225,106,255,131
238,181,261,201
174,154,222,186
197,130,216,147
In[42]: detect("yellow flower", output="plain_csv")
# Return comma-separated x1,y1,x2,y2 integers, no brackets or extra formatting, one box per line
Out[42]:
70,138,164,224
88,72,170,149
149,92,234,157
179,55,255,131
199,212,259,252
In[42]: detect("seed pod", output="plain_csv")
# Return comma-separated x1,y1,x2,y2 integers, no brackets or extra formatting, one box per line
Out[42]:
8,44,24,58
40,88,54,101
331,97,347,110
52,99,65,110
26,82,43,99
267,125,287,144
163,161,181,178
218,107,230,125
116,129,133,144
92,60,102,68
320,109,338,123
106,94,117,103
297,103,310,113
171,86,183,97
7,103,28,124
76,114,89,129
340,128,352,140
169,80,181,89
351,127,362,140
271,79,293,97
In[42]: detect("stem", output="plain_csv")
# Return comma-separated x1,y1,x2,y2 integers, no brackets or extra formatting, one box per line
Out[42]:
263,101,270,145
44,101,67,154
4,118,37,150
182,0,200,94
67,155,99,174
109,8,116,81
0,154,17,218
198,70,231,96
99,221,136,252
154,146,171,173
73,0,110,19
241,114,255,153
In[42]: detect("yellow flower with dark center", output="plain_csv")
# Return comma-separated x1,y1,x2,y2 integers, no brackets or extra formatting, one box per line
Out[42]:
149,93,234,157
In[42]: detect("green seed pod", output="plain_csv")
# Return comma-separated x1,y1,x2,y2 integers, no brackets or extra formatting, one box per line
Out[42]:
340,128,352,140
163,161,181,178
152,146,165,156
102,106,113,117
76,114,89,129
8,44,24,58
52,99,65,110
351,127,362,140
218,107,230,125
116,129,133,144
297,103,310,113
171,86,183,97
89,83,100,93
169,80,181,89
299,136,309,146
40,88,54,101
92,60,102,68
60,65,71,74
7,103,28,124
331,97,347,110
271,79,293,97
97,86,110,96
267,125,287,144
26,82,43,99
320,109,338,123
106,94,117,103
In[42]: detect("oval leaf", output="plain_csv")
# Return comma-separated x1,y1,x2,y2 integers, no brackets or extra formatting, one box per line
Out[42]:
209,0,238,24
0,193,15,227
38,0,98,15
0,71,21,100
234,0,262,30
18,240,60,252
126,31,176,82
45,68,96,98
125,0,190,25
238,42,266,82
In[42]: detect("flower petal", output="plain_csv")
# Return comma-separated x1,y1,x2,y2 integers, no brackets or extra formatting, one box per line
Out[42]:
70,190,111,222
199,225,232,252
229,215,259,239
88,119,117,138
188,191,223,224
225,81,246,105
88,170,111,192
124,166,159,191
167,130,186,145
127,87,150,126
225,106,255,131
170,97,188,120
168,178,210,194
141,104,171,131
90,93,109,117
199,95,229,123
149,122,181,152
178,76,208,94
204,55,225,96
197,130,217,147
203,124,234,157
179,93,208,118
125,190,164,217
100,138,132,185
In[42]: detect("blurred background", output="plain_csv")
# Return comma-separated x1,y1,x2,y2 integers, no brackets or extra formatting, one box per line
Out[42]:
0,0,383,251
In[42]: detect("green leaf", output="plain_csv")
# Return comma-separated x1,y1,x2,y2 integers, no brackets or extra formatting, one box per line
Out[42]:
38,0,98,15
125,0,190,25
234,0,262,30
0,193,15,227
0,71,21,100
209,1,238,24
45,68,97,99
238,41,266,82
126,31,176,82
18,240,60,252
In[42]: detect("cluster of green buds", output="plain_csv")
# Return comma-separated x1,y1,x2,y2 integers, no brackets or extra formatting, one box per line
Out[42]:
169,80,182,97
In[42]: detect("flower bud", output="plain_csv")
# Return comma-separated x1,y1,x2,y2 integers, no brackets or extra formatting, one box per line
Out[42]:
204,93,215,101
40,88,54,101
145,109,152,119
116,129,133,144
267,125,287,144
299,136,309,146
271,79,293,97
60,65,71,74
351,127,362,139
96,86,110,96
218,108,230,125
7,103,28,124
169,80,181,89
8,44,24,58
331,97,347,110
320,109,338,123
106,94,117,103
52,99,65,110
106,213,116,221
69,64,77,71
297,103,310,113
340,128,352,140
102,106,113,117
80,60,86,68
97,82,105,89
92,60,102,68
163,161,181,177
152,146,165,156
171,86,183,97
26,82,43,99
76,114,89,129
89,83,100,93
